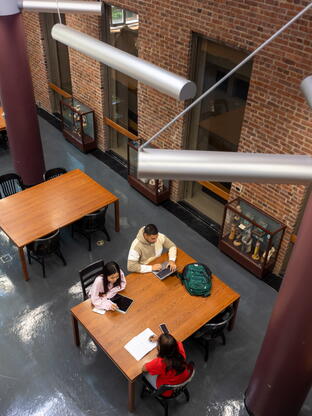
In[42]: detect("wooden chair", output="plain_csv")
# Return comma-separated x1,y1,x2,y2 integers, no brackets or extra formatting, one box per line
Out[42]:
72,206,110,251
192,305,234,361
141,362,195,416
79,259,105,300
26,229,66,278
43,167,67,181
0,173,24,197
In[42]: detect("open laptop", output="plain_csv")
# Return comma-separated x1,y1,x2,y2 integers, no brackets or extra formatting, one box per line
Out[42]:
152,262,175,280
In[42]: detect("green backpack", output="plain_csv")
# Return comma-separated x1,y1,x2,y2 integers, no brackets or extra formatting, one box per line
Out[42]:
178,263,212,297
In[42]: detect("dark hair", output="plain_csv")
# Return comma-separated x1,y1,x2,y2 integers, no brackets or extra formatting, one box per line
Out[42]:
102,261,121,294
157,334,187,375
144,224,158,235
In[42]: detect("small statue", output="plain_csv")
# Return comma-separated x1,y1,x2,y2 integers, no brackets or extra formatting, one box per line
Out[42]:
242,228,252,253
229,224,236,241
267,246,276,262
252,241,261,261
233,232,242,247
261,250,267,263
234,203,242,223
148,179,156,187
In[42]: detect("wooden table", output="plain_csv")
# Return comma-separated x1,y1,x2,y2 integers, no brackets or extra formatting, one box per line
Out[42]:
0,107,6,131
0,169,120,281
71,248,240,412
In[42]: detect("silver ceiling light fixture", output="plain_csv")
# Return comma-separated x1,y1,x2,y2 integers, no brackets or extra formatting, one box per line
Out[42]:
18,0,103,14
137,2,312,183
51,24,196,100
300,75,312,108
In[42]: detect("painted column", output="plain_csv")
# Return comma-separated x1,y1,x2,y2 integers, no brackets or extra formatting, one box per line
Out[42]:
245,191,312,415
0,0,45,186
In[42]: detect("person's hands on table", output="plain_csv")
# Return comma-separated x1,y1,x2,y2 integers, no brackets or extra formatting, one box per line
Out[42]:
149,335,158,343
168,261,177,271
110,302,118,311
152,263,162,271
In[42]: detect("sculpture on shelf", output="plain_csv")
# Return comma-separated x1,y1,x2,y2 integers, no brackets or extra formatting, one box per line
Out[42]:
252,240,261,261
242,228,252,253
267,246,276,262
229,224,236,241
233,203,242,223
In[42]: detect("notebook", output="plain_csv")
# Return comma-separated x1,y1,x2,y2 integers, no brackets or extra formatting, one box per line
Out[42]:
152,261,175,280
110,294,134,313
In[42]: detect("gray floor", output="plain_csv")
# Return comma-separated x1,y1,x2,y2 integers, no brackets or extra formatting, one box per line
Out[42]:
0,117,311,416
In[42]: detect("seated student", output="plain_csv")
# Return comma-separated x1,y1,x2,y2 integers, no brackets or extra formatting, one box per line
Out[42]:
89,261,126,311
127,224,177,273
142,334,190,397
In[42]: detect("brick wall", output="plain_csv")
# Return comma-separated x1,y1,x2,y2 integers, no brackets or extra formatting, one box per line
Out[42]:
22,1,312,274
22,12,51,112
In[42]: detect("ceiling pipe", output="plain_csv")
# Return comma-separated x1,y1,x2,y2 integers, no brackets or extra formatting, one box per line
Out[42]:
300,75,312,108
18,0,103,15
138,149,312,183
51,23,196,101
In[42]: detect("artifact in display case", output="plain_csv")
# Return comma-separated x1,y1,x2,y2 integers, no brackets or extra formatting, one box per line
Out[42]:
127,140,170,204
60,97,96,153
219,197,286,278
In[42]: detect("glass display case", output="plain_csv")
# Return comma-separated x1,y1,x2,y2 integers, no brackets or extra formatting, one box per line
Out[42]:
219,197,286,278
127,140,170,204
60,97,96,153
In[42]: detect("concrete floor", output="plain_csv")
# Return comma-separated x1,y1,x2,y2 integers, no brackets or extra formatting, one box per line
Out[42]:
0,117,311,416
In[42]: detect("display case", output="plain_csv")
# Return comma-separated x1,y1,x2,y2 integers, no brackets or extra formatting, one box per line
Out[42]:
60,97,96,153
127,140,170,204
219,197,286,278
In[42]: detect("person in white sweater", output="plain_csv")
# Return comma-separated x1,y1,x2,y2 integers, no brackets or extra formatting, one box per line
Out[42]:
88,261,126,311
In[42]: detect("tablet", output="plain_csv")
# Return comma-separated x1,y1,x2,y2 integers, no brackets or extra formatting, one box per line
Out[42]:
110,294,134,313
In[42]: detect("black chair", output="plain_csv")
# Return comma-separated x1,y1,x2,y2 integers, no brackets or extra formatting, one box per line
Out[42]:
79,259,105,300
43,167,67,181
141,362,195,416
26,229,66,278
72,206,111,251
0,173,24,197
192,305,234,362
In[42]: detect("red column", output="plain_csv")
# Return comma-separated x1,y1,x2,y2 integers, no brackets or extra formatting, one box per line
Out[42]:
0,12,45,186
245,191,312,416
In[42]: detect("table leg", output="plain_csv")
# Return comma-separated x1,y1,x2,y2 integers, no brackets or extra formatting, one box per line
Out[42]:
228,298,240,331
71,314,80,347
18,247,29,281
128,380,136,412
114,200,120,232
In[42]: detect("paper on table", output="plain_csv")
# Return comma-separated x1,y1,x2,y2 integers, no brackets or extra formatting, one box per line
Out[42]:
124,328,157,361
92,308,106,315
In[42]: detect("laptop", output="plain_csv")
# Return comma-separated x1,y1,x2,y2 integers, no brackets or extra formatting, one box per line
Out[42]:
152,262,175,280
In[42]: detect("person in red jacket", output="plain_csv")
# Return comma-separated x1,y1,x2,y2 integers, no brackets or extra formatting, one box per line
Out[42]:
142,334,190,397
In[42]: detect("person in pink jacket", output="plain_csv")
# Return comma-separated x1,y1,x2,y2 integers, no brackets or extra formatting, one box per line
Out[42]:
88,261,126,311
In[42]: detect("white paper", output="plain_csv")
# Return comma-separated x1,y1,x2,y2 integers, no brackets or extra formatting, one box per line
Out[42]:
92,308,106,315
124,328,157,361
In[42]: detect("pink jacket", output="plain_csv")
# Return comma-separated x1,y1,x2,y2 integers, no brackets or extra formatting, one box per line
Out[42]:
88,270,126,310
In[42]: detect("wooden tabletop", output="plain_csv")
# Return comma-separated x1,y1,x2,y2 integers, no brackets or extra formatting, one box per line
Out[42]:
71,248,240,381
0,107,6,131
0,169,119,247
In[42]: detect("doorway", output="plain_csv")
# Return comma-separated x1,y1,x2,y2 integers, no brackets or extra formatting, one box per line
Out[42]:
184,35,253,224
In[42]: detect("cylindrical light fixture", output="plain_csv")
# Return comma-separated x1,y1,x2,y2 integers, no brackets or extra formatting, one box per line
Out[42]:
18,0,102,14
0,0,19,16
51,24,196,101
137,149,312,184
300,75,312,108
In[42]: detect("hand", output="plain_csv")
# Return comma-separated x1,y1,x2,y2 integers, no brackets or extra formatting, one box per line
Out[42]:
149,335,158,343
152,263,162,271
111,302,118,311
168,261,177,272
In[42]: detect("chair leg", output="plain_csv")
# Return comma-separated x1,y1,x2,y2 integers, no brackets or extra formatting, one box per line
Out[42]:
88,235,91,251
140,384,147,398
102,226,111,242
184,387,190,402
41,258,46,278
164,402,169,416
27,248,31,265
57,249,67,266
221,332,226,346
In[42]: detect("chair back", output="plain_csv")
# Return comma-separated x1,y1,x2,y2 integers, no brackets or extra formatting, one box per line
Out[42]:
200,305,234,337
79,259,105,300
155,362,195,398
79,206,108,232
29,230,60,256
43,168,67,181
0,173,24,197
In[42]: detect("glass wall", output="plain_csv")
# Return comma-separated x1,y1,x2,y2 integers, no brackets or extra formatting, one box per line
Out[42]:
42,13,72,115
106,5,139,160
184,36,252,224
